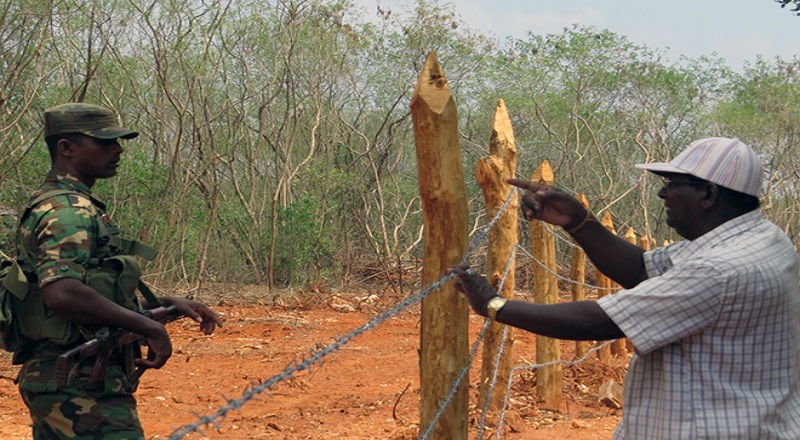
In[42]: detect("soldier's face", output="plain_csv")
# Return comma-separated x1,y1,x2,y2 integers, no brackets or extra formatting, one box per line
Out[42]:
62,134,124,182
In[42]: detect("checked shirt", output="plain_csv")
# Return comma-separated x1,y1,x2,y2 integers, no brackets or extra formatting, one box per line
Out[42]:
598,210,800,439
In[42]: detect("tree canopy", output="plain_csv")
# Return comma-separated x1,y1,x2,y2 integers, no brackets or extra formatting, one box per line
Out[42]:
777,0,800,15
2,0,799,294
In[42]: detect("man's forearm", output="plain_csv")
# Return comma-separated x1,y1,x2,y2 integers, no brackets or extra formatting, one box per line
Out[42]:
495,300,624,341
41,278,166,338
569,220,648,289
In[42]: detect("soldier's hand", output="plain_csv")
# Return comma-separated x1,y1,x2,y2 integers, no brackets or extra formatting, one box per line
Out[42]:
507,178,589,230
447,264,497,317
136,324,172,369
162,297,223,335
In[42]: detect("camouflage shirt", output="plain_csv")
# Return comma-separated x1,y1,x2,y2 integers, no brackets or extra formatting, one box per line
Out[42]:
16,170,115,287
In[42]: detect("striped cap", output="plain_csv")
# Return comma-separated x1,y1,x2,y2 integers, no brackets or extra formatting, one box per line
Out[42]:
635,137,762,197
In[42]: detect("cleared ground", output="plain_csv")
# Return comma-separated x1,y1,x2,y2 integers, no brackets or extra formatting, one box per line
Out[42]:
0,287,626,439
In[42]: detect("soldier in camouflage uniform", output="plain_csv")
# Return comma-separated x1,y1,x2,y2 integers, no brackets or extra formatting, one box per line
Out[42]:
13,103,223,439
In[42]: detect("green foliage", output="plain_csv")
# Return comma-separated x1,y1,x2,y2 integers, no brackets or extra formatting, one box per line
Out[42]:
777,0,800,15
1,0,799,290
712,58,800,238
93,146,171,234
272,197,335,286
478,26,735,240
0,147,50,257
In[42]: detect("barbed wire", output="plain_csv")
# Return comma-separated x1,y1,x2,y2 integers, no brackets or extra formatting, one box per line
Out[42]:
168,187,624,439
169,189,518,439
475,248,517,440
515,244,618,292
417,191,520,439
495,340,616,439
420,246,518,440
418,319,491,440
168,273,455,439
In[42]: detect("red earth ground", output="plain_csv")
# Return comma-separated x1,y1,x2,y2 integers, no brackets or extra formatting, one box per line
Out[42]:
0,286,627,439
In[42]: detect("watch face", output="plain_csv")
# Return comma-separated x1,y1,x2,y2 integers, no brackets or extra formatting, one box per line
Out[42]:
488,297,505,309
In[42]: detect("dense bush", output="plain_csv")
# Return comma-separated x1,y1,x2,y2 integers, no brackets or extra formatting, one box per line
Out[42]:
2,0,798,293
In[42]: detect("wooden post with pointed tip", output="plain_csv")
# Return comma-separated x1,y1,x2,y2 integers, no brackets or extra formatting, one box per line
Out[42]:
475,99,518,416
571,193,590,358
621,227,650,353
529,160,562,410
595,211,616,362
610,227,639,356
411,51,470,440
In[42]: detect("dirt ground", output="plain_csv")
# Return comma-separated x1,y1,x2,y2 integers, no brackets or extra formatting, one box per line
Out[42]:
0,287,627,439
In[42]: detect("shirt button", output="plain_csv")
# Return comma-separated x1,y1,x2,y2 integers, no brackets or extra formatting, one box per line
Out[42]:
59,265,69,272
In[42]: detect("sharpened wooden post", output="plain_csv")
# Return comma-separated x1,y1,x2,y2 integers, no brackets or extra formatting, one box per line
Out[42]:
640,235,651,251
595,211,616,362
607,227,639,356
620,227,642,353
529,161,562,410
411,51,470,440
571,193,590,358
475,99,518,416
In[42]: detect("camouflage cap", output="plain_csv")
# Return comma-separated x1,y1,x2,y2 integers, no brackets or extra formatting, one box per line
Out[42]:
43,103,139,139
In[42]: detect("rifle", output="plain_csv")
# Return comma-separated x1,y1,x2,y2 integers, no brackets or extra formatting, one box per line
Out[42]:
54,305,182,387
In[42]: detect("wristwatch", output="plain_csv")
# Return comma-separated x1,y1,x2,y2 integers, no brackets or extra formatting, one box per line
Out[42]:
485,296,508,321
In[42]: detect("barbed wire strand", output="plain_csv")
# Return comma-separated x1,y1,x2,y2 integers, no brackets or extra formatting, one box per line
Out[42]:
463,187,519,263
168,274,453,439
416,190,519,440
420,245,518,440
475,247,517,440
515,243,617,292
494,340,616,439
169,187,622,439
417,319,492,440
169,189,518,439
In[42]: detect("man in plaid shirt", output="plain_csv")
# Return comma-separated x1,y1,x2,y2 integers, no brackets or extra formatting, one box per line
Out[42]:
452,137,800,439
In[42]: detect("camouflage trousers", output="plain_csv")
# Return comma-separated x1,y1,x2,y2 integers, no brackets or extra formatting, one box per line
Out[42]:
17,356,144,440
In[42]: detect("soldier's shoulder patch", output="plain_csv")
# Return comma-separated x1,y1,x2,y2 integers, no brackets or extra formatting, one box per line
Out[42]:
31,193,95,219
66,194,93,209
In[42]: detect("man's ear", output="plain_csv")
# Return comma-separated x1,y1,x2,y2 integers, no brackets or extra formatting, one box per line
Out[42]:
700,183,720,209
56,138,75,158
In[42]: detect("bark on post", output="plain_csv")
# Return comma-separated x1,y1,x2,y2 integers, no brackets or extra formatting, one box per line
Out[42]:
640,235,651,251
529,161,562,410
595,211,616,362
411,51,470,440
612,227,640,355
475,99,518,415
571,193,590,358
619,227,643,353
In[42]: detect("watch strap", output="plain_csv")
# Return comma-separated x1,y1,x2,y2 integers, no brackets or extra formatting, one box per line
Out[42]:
486,296,508,321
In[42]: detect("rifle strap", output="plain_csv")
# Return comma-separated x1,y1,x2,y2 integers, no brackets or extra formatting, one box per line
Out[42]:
110,237,158,261
137,280,162,308
28,189,161,307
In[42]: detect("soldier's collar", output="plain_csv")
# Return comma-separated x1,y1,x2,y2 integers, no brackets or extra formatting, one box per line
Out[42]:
45,170,93,195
